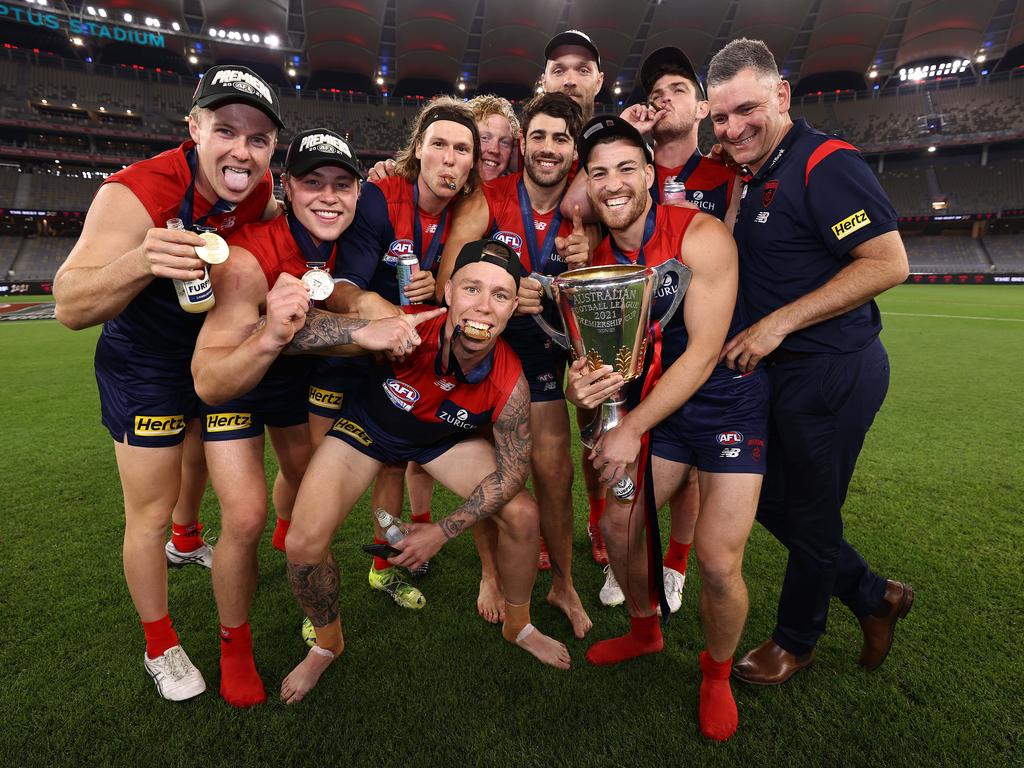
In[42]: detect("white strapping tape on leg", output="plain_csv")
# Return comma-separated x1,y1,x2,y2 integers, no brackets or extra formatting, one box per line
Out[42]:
311,644,335,659
515,623,536,644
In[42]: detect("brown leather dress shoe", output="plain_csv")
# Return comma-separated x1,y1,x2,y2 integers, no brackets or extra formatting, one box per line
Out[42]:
731,639,815,685
859,579,914,671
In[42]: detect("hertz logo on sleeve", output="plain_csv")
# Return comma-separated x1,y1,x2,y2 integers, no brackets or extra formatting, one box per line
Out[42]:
205,413,253,432
134,414,186,436
308,386,343,410
331,417,372,446
831,209,871,240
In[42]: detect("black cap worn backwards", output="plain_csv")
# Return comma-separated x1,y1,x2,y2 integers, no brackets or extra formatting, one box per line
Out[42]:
284,128,364,179
576,115,654,170
192,64,284,129
640,46,706,100
545,29,601,69
451,239,521,291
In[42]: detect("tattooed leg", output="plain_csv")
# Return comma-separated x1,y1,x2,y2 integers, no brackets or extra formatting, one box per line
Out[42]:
282,556,344,704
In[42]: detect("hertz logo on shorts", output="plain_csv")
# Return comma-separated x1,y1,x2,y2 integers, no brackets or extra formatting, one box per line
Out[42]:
134,414,186,436
331,417,372,446
308,386,343,410
831,209,871,240
205,413,253,432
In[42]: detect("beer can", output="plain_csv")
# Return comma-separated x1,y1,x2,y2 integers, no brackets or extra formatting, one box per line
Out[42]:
662,177,687,206
397,255,420,306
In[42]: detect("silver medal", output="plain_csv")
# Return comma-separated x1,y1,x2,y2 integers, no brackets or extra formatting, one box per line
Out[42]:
302,268,334,301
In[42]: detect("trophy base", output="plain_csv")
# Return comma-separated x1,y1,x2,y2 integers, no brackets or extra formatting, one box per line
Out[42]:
580,398,626,450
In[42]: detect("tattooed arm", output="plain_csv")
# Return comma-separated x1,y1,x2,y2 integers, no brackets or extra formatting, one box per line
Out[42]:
284,305,449,358
438,374,532,540
388,375,532,570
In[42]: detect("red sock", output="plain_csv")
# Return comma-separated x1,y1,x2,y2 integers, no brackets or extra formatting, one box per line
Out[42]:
142,614,179,659
171,522,202,553
271,517,290,553
664,538,691,574
586,615,663,666
219,622,266,708
373,537,391,571
699,650,738,741
588,496,606,528
411,510,431,524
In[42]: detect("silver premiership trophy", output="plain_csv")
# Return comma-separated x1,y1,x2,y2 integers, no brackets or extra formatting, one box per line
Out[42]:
531,262,691,448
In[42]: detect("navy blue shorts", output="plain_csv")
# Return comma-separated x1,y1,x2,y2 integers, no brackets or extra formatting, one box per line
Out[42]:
307,357,366,418
650,368,769,474
505,324,566,402
202,356,311,441
325,410,461,466
94,333,198,447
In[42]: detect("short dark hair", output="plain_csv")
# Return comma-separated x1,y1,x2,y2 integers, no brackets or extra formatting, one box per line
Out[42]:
520,92,584,140
707,38,780,88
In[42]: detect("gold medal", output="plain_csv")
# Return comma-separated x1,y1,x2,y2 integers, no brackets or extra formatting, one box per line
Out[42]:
302,268,334,301
195,231,229,264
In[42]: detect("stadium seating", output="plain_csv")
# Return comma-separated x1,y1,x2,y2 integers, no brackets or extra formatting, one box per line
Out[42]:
8,236,77,280
983,234,1024,273
901,235,991,273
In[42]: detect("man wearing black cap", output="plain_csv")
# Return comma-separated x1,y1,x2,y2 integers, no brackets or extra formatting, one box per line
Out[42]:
542,29,604,122
54,64,283,701
566,115,767,741
280,239,572,704
192,128,432,706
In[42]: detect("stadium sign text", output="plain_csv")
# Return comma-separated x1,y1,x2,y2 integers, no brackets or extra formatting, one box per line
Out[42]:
0,4,166,48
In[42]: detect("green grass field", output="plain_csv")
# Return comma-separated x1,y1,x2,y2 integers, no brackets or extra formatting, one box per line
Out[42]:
1,285,1021,767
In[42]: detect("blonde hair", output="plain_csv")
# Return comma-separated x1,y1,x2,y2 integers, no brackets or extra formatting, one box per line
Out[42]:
393,96,482,195
468,94,521,140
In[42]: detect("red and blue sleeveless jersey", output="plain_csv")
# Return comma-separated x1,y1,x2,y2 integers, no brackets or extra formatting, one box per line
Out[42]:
734,119,897,354
592,204,743,374
336,175,453,304
483,172,574,277
651,150,735,222
343,311,522,448
100,140,273,360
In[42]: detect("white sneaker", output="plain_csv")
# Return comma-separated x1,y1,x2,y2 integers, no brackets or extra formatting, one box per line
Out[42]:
165,539,214,569
143,645,206,701
599,565,625,607
663,566,686,614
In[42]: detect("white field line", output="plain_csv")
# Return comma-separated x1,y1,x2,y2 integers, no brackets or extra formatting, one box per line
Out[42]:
884,311,1024,323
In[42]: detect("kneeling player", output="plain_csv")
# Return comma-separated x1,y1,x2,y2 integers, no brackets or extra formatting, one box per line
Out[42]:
282,240,571,703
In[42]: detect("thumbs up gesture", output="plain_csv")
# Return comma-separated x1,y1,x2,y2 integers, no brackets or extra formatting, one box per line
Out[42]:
555,205,590,269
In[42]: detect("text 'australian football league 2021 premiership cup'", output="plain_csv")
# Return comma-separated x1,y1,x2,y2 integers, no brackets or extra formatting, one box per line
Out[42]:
531,261,691,448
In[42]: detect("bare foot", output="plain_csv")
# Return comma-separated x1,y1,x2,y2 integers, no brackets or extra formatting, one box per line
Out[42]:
513,624,571,670
280,647,338,704
476,576,506,624
547,585,593,639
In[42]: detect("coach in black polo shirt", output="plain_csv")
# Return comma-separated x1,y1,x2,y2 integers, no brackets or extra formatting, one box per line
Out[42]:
707,38,914,684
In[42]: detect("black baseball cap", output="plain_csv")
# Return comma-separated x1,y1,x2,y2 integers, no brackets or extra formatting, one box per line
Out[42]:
451,239,521,291
640,46,706,100
284,128,364,179
192,64,284,129
576,115,654,170
545,29,601,69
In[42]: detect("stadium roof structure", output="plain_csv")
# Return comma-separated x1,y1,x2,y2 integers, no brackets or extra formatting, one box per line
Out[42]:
12,0,1024,96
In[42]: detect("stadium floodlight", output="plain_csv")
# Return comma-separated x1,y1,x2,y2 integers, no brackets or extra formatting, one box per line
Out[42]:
288,68,296,77
928,146,936,153
98,8,106,17
209,28,217,37
976,54,985,63
123,12,132,23
218,30,226,38
265,34,280,48
172,22,181,32
71,37,83,46
86,6,96,14
126,109,132,114
868,70,877,79
243,33,251,42
71,103,78,108
457,82,465,91
189,55,198,64
613,84,621,95
376,76,384,85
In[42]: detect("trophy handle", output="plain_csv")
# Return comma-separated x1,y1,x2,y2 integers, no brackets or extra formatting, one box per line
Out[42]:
526,272,569,350
652,260,692,328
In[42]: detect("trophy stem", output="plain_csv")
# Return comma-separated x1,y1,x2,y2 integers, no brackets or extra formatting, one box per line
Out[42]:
580,392,628,450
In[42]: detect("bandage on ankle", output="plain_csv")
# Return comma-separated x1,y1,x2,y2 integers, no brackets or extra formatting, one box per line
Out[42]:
501,601,531,643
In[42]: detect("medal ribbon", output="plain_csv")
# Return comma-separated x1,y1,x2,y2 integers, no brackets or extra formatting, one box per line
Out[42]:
178,148,234,231
412,182,450,271
610,203,657,266
287,213,337,272
516,177,563,275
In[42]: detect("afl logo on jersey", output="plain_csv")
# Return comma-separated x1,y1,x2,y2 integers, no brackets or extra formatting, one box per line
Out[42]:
716,431,744,445
385,239,415,266
384,378,420,412
493,231,523,255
